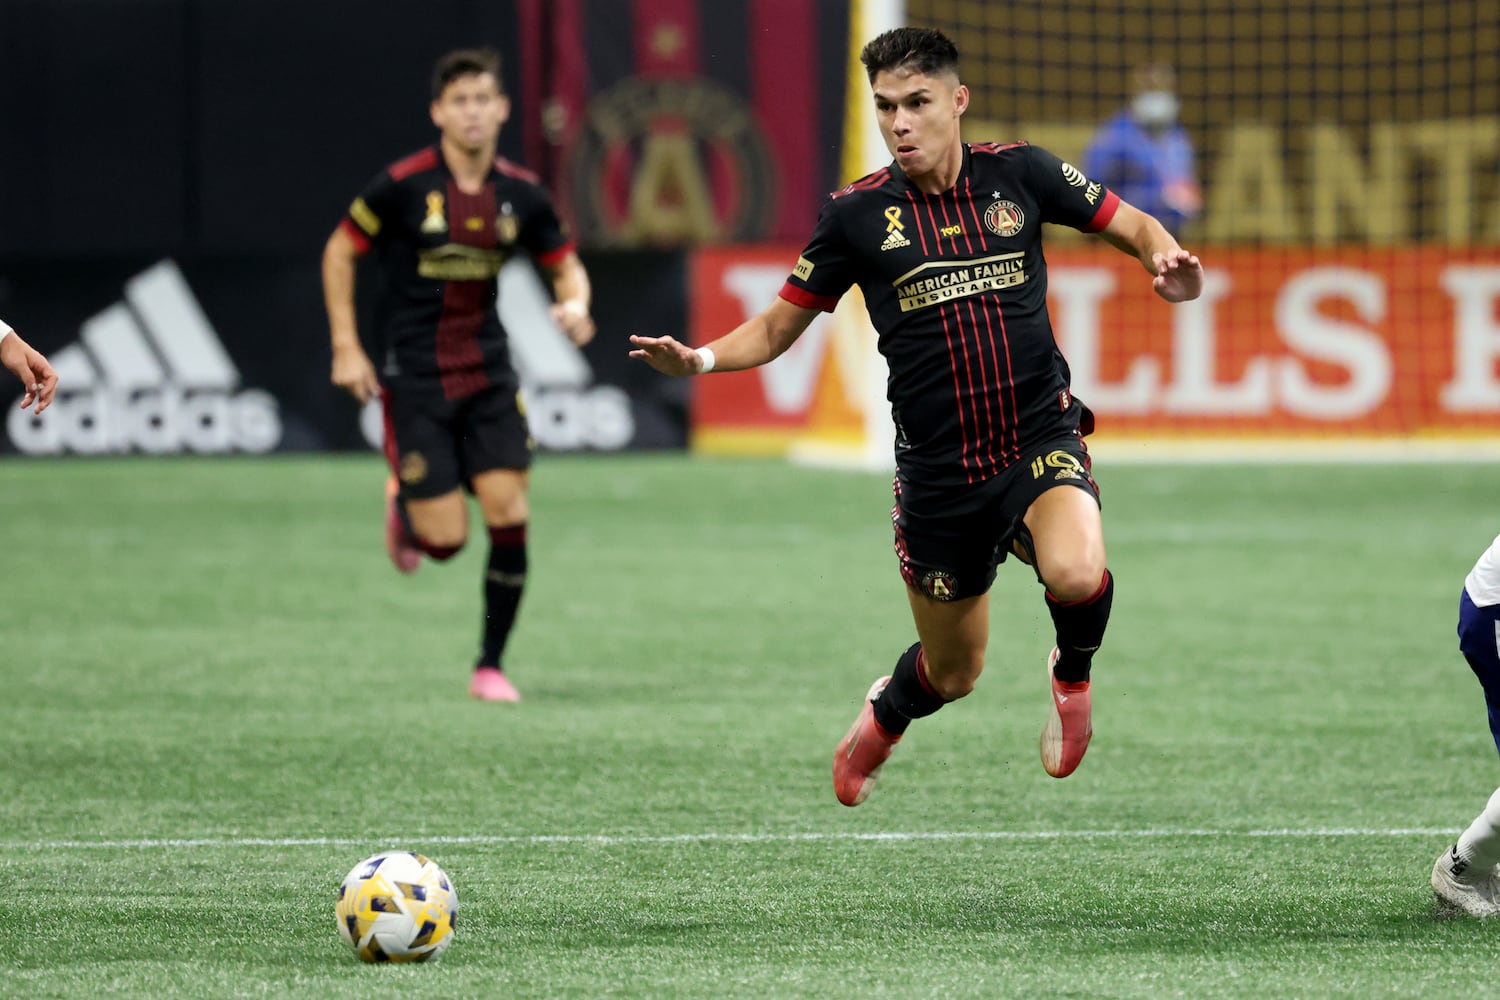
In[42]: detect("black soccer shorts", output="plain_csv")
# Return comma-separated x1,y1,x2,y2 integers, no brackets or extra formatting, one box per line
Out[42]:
892,433,1100,602
381,382,534,500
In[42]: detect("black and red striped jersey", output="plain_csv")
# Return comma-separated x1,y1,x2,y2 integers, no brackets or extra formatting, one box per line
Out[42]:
340,146,574,400
780,142,1120,486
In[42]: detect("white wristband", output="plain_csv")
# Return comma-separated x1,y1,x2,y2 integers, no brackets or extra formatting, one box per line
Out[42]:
695,346,716,374
0,319,12,343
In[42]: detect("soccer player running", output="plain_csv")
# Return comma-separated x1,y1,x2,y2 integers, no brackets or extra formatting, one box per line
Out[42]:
631,27,1203,804
0,320,58,413
323,48,595,702
1432,533,1500,916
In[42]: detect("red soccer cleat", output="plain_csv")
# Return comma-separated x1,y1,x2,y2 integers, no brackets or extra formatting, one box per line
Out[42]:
468,666,521,702
384,476,421,575
833,676,901,807
1041,647,1092,778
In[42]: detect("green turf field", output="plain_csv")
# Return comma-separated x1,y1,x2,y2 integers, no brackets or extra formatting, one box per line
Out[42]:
1,453,1497,998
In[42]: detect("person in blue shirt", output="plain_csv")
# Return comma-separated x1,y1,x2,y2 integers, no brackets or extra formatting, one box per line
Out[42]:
1083,64,1201,238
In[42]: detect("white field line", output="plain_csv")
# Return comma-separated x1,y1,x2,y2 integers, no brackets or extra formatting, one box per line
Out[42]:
2,827,1455,851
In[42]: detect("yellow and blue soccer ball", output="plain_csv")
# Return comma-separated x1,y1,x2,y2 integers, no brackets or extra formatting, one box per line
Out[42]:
335,851,458,963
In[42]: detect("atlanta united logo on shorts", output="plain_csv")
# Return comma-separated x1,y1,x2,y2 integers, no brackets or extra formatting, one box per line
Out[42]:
984,200,1025,237
922,571,958,601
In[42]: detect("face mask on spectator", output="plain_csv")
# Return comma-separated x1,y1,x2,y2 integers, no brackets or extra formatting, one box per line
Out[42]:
1132,91,1179,126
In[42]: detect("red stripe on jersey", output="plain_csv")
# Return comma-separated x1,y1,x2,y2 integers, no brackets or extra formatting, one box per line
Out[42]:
907,189,974,479
389,147,440,181
969,141,1028,157
339,217,372,255
1085,189,1121,232
832,168,890,198
778,281,838,313
493,156,541,184
634,0,699,77
935,191,1001,476
435,181,498,400
936,300,977,483
929,191,998,477
961,176,1020,464
535,241,576,269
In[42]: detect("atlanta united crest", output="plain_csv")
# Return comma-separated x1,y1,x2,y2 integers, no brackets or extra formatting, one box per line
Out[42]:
984,200,1025,238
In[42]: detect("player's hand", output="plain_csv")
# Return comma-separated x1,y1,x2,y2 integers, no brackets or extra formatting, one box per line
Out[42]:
628,335,706,377
551,300,596,347
0,333,59,414
331,346,380,404
1151,250,1204,303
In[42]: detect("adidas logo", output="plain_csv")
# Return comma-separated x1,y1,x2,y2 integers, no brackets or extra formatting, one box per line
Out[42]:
881,230,911,251
6,260,282,455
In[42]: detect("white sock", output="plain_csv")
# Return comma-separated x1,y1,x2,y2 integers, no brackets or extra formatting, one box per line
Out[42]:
1456,785,1500,871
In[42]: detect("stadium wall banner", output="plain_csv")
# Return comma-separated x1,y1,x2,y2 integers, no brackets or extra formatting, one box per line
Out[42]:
0,251,688,456
514,0,849,248
689,244,1500,454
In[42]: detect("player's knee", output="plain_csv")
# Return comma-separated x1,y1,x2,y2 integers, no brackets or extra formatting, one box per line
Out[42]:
1044,562,1108,603
413,527,467,558
922,649,984,700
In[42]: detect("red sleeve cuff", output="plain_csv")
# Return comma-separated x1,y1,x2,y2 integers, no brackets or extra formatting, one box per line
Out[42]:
1084,190,1121,233
536,241,576,268
339,218,372,255
778,281,839,313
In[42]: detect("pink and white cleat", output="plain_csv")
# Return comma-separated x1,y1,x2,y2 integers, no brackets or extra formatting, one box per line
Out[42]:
1041,647,1092,778
384,476,421,575
469,666,521,703
832,676,901,807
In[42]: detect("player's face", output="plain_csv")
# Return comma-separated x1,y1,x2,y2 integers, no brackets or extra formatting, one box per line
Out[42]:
870,69,969,181
430,72,510,154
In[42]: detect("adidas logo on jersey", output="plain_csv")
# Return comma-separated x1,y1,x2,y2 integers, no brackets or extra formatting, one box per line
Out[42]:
881,229,911,251
6,260,283,455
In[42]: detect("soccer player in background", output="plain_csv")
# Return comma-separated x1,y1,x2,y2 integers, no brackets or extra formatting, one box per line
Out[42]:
631,27,1203,805
1431,533,1500,915
322,48,595,703
0,320,58,413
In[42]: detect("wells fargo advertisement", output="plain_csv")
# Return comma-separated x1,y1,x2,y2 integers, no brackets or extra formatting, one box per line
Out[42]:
690,245,1500,452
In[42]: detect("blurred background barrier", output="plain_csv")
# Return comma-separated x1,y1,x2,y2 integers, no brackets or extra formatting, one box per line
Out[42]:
1,0,1495,458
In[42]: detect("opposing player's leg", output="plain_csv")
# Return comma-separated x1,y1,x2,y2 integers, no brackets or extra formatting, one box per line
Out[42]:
1021,455,1109,778
459,386,534,702
1433,591,1500,915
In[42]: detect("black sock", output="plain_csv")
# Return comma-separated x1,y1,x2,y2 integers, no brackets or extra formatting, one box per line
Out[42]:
1046,569,1113,683
872,642,947,736
478,524,527,669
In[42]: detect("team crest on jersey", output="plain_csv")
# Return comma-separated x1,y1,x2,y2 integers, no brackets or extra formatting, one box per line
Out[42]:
881,206,911,251
495,203,519,245
984,200,1025,237
921,571,958,601
421,192,448,234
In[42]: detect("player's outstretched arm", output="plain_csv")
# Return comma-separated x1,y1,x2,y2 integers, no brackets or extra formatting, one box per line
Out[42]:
543,252,596,347
1098,200,1203,303
0,326,59,413
322,226,381,404
630,297,819,376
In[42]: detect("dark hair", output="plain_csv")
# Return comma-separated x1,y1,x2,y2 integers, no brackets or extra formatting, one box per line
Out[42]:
431,47,504,100
859,27,960,83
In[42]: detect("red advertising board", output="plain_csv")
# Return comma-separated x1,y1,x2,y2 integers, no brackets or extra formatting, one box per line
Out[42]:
691,244,1500,451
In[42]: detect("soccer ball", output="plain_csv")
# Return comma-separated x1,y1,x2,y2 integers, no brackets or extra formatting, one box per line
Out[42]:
335,851,458,963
